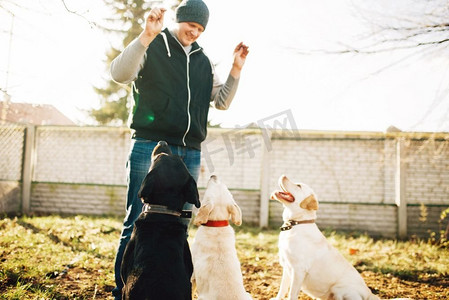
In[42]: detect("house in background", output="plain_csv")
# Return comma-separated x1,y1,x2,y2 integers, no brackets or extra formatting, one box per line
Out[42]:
0,101,75,125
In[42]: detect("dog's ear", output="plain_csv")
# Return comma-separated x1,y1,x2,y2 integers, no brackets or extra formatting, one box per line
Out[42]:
193,202,213,226
228,203,242,226
299,194,318,211
184,176,200,208
137,172,154,201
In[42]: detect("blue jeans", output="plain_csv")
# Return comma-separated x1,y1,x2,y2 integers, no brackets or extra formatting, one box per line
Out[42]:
112,138,201,299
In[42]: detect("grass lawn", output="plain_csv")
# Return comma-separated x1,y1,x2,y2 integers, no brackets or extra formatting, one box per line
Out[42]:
0,215,448,299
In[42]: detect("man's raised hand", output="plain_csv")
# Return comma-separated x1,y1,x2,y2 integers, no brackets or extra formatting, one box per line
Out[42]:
139,8,166,47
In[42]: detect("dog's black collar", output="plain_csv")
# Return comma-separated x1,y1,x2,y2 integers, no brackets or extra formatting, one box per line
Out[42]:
180,210,192,218
142,204,192,218
280,219,315,231
143,204,181,216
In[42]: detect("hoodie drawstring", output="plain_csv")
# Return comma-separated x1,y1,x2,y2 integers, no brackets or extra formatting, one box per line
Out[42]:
160,32,171,57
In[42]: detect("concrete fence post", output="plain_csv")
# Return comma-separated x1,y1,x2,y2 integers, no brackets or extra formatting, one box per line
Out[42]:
259,130,272,228
395,137,407,239
22,125,35,214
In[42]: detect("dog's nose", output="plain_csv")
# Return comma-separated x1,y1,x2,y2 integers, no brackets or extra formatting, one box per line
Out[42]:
158,141,168,147
210,175,217,181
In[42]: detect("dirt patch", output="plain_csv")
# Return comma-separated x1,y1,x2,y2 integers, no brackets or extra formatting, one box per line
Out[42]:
240,262,449,300
48,267,114,299
48,262,449,300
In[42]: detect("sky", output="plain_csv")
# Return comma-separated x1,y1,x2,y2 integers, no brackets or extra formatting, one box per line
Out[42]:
0,0,448,132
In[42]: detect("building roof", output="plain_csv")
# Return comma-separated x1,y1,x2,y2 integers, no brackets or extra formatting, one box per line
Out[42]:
0,101,75,125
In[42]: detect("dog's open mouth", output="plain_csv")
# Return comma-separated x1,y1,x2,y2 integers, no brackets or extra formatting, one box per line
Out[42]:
275,191,295,202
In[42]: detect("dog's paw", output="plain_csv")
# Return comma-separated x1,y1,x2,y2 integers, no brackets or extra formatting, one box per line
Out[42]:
192,219,203,226
233,219,242,226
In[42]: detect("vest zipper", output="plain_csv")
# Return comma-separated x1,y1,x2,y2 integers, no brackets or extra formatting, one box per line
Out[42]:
169,30,203,147
182,47,202,147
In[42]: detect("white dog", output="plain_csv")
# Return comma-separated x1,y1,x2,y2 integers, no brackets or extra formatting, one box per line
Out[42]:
191,175,252,300
270,175,380,300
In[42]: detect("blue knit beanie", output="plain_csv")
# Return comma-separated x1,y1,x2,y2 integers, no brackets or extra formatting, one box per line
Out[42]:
175,0,209,30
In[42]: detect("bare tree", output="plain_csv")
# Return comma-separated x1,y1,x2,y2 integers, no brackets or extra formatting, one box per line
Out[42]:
293,1,449,56
354,1,449,242
288,1,449,241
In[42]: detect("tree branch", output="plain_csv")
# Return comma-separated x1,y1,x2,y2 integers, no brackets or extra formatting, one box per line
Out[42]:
60,0,97,28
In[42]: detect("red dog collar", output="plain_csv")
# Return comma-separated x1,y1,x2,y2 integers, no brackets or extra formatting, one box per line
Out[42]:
202,220,229,227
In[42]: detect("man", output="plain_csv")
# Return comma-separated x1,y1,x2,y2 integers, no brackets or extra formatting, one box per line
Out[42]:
110,0,249,298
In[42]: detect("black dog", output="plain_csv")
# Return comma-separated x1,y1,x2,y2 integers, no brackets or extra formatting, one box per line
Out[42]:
120,141,200,300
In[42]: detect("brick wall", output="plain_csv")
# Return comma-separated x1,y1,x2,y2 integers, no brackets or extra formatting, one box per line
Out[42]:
197,129,264,190
1,124,448,238
405,139,449,205
268,136,388,204
31,183,126,215
33,126,130,185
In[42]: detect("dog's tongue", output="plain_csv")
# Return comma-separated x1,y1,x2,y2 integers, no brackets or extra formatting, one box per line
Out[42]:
278,191,294,202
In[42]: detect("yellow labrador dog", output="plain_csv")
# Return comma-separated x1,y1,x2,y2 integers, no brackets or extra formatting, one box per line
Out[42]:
191,175,252,300
270,175,380,300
